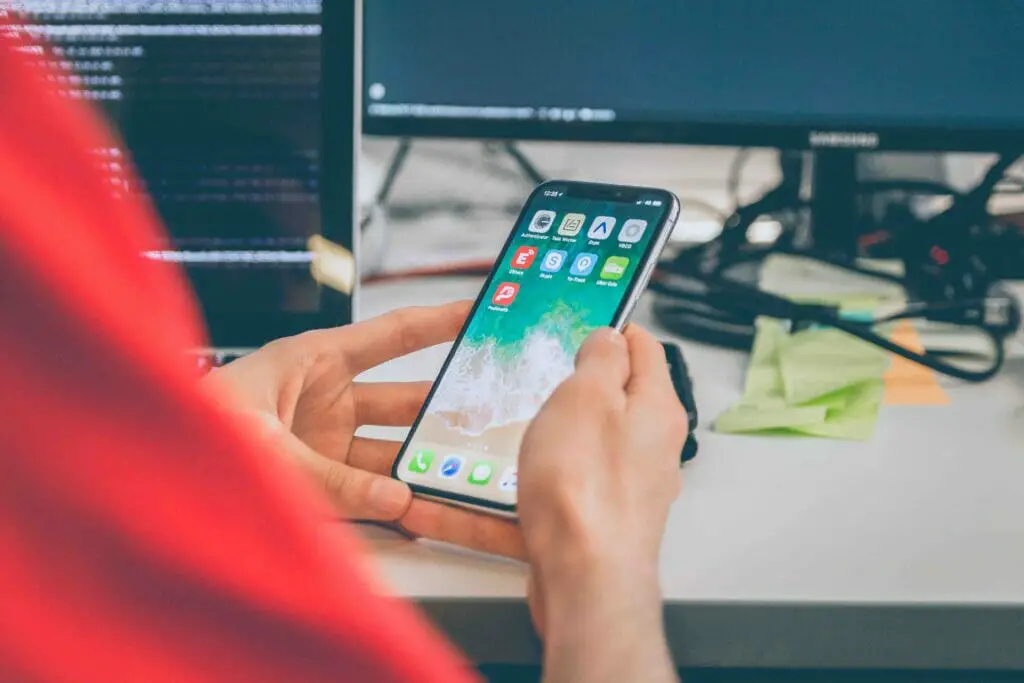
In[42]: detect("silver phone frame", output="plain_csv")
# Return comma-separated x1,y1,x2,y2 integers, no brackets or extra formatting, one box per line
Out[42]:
395,188,681,519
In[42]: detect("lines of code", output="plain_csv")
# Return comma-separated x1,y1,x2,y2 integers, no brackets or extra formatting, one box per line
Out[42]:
15,1,325,315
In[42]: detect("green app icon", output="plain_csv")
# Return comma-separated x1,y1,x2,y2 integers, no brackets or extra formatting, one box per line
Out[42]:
600,256,630,281
408,449,435,474
467,461,494,486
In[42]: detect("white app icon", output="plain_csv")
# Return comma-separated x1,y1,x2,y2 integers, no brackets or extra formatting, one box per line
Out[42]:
499,466,518,492
528,210,556,234
619,219,648,243
587,216,617,240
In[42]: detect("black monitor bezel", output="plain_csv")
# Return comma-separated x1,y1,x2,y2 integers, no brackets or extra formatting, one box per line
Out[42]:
364,113,1024,154
205,1,357,348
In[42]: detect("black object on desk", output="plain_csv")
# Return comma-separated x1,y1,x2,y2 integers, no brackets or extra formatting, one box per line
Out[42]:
663,342,699,463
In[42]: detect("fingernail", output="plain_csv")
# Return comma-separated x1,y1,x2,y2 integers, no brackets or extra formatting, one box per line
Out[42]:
591,327,625,347
369,478,411,517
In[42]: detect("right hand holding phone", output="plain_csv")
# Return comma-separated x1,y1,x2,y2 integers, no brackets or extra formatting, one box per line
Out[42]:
518,326,686,653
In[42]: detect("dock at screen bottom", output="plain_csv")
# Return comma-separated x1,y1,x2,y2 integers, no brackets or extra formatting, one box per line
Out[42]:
401,445,518,504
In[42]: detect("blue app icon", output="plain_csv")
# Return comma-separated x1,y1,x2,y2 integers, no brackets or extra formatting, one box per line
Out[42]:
570,252,599,277
438,455,465,479
540,249,568,273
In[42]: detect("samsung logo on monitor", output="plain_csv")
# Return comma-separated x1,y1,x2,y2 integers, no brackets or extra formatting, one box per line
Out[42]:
809,130,880,149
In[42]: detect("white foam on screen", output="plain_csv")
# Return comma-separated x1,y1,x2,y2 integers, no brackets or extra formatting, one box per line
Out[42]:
428,327,575,436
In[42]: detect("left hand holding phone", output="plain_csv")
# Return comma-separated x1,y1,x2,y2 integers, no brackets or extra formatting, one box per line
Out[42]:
205,301,525,555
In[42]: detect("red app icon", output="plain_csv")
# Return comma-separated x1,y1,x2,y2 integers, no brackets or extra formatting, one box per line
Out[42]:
511,246,538,270
492,282,520,307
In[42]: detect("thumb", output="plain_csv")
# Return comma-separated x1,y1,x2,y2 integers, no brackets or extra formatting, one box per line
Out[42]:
575,327,629,385
240,410,412,521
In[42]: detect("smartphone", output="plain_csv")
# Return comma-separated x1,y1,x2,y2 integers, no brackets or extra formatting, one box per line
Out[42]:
392,181,680,517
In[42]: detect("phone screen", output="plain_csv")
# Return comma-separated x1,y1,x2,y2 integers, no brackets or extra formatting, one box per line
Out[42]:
394,182,677,512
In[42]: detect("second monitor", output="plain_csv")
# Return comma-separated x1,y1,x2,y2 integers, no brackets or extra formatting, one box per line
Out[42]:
363,0,1024,152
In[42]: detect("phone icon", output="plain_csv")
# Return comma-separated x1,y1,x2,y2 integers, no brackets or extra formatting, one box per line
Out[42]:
468,461,494,486
499,466,518,492
407,448,434,474
492,282,520,306
557,212,586,237
528,210,556,234
438,455,464,479
600,256,630,281
511,246,537,270
619,219,648,243
540,249,568,273
570,252,598,277
587,216,617,240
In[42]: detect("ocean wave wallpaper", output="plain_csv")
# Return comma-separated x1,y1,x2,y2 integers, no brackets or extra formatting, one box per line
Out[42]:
398,191,670,505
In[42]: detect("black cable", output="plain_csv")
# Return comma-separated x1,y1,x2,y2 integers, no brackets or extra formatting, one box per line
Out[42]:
651,273,1007,382
651,152,1024,383
854,179,963,197
825,313,1004,383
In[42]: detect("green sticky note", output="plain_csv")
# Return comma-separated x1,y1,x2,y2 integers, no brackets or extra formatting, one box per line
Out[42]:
715,405,828,433
713,318,888,441
795,381,885,440
740,318,789,403
779,328,889,405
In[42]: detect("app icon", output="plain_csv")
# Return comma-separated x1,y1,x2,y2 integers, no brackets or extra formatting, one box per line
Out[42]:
468,461,494,486
438,455,464,479
511,246,537,270
557,212,586,237
491,282,520,306
569,252,599,277
499,466,518,492
528,210,556,233
619,219,648,243
407,448,434,474
600,256,630,281
540,249,568,273
587,216,617,240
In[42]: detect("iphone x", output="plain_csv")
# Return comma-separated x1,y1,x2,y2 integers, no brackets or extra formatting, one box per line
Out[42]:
392,181,680,516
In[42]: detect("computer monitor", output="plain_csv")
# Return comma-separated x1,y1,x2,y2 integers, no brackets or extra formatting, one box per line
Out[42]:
17,0,358,349
364,0,1024,256
364,0,1024,151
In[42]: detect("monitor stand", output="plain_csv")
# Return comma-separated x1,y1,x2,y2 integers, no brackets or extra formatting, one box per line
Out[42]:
361,138,545,234
359,139,547,274
805,149,861,262
788,149,950,263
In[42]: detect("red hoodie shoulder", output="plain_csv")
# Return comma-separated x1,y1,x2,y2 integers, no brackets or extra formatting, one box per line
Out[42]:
0,25,476,683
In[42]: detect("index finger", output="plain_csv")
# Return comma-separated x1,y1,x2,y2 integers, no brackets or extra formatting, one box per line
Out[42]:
318,300,472,374
623,324,676,399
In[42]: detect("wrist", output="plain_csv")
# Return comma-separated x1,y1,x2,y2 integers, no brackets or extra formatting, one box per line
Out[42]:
537,562,673,683
540,556,663,636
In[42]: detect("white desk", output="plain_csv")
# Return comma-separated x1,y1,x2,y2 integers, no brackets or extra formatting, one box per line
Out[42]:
357,276,1024,670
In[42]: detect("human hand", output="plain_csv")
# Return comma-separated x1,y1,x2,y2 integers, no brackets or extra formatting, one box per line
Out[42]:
516,325,686,682
205,300,526,555
204,302,470,521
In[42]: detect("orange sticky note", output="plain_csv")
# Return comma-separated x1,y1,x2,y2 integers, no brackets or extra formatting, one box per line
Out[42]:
883,321,950,405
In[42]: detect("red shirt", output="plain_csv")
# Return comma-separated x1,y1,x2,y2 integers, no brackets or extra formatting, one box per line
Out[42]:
0,21,476,683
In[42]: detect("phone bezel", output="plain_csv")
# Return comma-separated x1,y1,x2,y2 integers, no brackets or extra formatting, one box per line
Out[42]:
391,180,681,515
